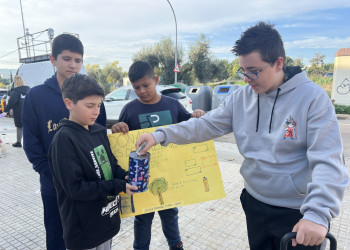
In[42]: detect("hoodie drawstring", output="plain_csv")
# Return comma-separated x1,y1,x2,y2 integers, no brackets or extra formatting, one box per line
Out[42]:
269,88,281,133
256,95,260,132
256,88,281,133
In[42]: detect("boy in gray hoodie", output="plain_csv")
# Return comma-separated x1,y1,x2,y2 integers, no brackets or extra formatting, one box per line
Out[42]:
135,22,349,250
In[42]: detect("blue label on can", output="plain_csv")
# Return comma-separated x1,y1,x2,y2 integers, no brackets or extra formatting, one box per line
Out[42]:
128,151,150,193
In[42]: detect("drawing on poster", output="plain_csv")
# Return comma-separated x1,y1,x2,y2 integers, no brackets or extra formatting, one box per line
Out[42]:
149,177,168,205
203,177,209,192
108,126,226,218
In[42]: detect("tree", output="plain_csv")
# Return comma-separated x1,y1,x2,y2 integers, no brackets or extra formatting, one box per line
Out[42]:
102,61,123,93
85,64,102,82
133,46,159,69
85,62,123,94
307,53,330,76
133,37,184,85
285,56,294,67
155,37,184,84
211,59,229,81
228,58,240,79
293,57,304,68
310,53,325,67
177,62,196,85
188,34,212,84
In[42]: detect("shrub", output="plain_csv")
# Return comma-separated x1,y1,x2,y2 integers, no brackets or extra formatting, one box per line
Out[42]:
334,104,350,114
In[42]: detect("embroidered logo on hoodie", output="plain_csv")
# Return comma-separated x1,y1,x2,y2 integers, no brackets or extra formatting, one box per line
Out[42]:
283,115,297,140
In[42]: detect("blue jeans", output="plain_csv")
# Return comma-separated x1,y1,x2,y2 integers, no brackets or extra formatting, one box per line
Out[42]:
133,208,181,250
41,193,66,250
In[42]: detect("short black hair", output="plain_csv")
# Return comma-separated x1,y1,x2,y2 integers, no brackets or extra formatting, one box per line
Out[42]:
232,22,286,66
128,60,154,83
51,34,84,60
62,74,105,104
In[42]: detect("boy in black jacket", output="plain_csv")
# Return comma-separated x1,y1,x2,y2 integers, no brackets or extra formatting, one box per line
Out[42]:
48,74,137,249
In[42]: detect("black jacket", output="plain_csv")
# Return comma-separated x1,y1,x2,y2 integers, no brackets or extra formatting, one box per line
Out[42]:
4,85,30,127
48,120,127,249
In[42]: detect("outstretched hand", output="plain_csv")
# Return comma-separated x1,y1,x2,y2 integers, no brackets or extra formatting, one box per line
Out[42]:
135,133,156,155
291,220,327,247
111,122,129,134
125,183,138,195
191,109,206,118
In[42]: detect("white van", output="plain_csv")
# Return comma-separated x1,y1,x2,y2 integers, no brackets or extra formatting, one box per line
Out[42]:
17,60,86,88
16,29,86,88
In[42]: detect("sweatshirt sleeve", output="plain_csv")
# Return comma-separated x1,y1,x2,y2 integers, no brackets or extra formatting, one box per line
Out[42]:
22,89,49,174
300,99,349,228
48,134,127,201
154,94,235,146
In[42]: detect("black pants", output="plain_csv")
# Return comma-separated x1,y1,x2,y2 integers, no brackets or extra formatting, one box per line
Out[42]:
240,189,321,250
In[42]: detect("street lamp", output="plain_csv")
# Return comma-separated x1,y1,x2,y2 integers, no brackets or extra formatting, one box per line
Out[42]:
19,0,29,58
166,0,178,84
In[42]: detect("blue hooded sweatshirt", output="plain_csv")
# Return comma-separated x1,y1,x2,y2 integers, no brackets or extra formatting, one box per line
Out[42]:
22,74,106,196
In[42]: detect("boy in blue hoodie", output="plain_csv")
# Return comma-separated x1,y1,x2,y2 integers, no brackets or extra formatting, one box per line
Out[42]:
22,34,106,250
48,74,137,249
135,22,349,250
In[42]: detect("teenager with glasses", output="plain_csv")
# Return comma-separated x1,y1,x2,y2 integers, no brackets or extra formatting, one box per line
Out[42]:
134,22,349,250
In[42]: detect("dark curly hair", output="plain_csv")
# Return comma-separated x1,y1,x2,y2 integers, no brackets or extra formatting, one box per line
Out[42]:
232,22,286,68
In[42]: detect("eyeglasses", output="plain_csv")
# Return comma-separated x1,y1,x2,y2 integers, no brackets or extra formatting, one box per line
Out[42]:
236,63,271,80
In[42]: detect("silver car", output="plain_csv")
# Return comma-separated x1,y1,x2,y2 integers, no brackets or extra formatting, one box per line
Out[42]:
104,85,193,125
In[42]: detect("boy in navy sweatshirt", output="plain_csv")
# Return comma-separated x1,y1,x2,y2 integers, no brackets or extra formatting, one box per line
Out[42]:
22,33,107,250
48,74,137,249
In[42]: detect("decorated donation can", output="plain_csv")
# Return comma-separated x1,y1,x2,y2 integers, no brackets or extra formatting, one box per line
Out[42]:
128,151,151,193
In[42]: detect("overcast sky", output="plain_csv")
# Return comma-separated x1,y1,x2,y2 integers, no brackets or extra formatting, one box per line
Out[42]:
1,0,350,71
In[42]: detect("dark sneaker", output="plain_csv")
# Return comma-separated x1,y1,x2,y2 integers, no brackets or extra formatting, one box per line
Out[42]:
12,142,22,148
170,241,183,250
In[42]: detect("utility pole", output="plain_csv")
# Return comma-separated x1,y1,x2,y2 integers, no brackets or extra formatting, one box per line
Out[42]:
19,0,29,57
166,0,178,84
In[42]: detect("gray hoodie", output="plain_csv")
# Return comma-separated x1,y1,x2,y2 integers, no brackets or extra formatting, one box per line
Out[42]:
153,70,349,229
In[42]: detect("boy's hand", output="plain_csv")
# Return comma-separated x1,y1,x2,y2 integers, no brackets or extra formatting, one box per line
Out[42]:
111,122,129,134
291,220,327,247
125,183,138,195
135,133,156,155
191,109,206,118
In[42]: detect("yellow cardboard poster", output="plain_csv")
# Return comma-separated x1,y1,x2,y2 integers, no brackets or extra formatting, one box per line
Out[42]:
108,127,226,218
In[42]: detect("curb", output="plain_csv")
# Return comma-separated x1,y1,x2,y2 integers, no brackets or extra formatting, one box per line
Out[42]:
337,114,350,120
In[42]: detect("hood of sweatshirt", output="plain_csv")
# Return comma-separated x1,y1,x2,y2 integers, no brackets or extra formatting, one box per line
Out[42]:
13,85,30,95
58,119,106,134
255,66,304,133
44,74,62,96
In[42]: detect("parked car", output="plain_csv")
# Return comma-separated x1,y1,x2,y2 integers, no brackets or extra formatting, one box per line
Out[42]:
0,88,7,99
104,85,193,125
324,72,333,78
0,89,8,114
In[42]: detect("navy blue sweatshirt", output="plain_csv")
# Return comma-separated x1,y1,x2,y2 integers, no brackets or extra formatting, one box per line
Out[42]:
22,74,106,196
48,120,126,249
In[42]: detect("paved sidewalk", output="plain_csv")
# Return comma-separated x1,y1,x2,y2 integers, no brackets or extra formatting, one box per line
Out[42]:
0,116,349,249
